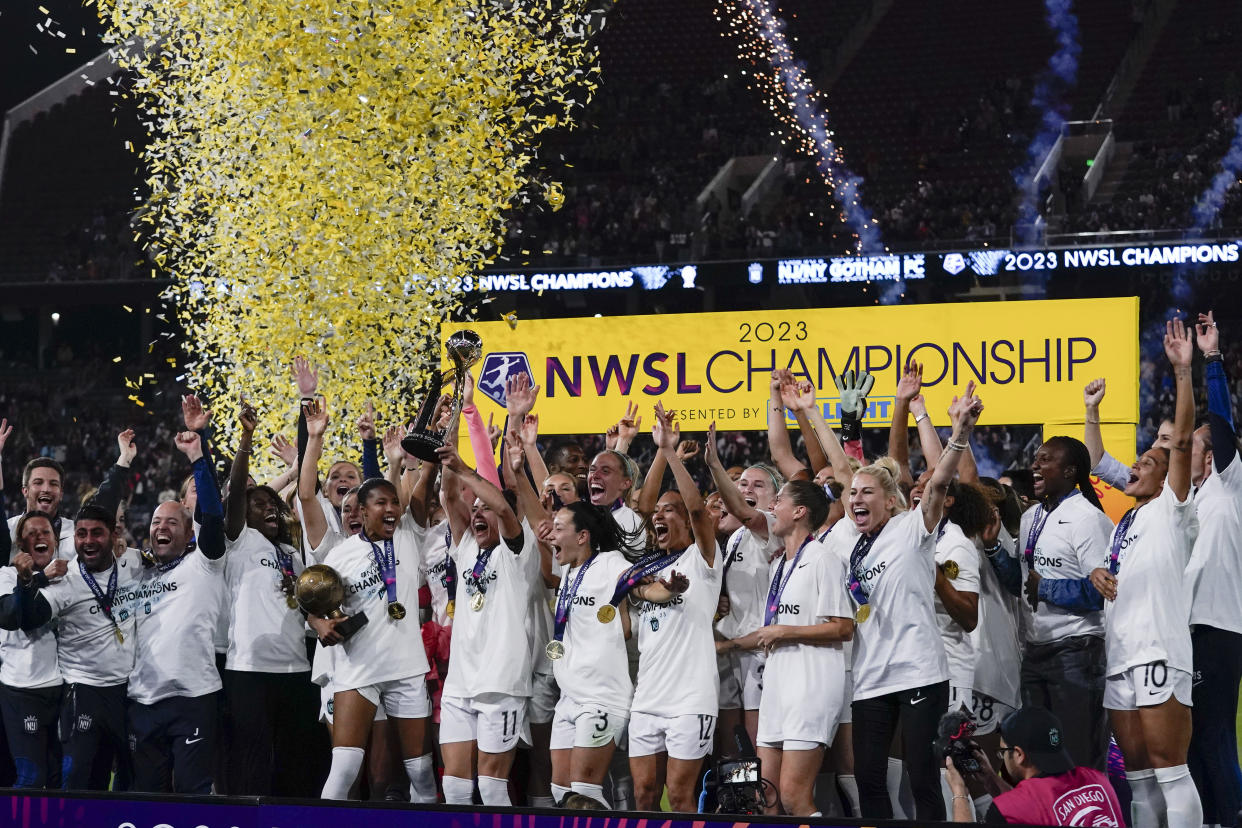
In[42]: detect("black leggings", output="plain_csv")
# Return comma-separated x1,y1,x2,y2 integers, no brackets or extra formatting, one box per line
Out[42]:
852,680,949,820
222,669,323,797
1188,625,1242,826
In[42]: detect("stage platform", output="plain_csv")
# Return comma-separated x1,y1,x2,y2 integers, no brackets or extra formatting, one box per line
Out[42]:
0,791,987,828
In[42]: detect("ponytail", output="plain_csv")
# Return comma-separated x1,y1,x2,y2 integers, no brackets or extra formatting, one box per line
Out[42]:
1045,436,1104,512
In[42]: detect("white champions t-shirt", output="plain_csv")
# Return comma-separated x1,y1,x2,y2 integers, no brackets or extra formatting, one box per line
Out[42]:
225,527,311,673
128,549,226,705
40,549,142,687
934,520,980,690
762,538,851,710
1016,493,1114,644
0,567,61,689
834,508,949,700
1104,483,1198,676
7,514,75,562
443,523,540,699
420,521,454,628
527,583,556,679
716,517,783,640
322,521,428,692
1187,453,1242,634
971,529,1024,708
631,542,721,717
552,550,634,716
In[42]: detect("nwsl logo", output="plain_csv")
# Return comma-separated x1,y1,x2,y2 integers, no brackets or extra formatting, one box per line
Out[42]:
477,352,534,407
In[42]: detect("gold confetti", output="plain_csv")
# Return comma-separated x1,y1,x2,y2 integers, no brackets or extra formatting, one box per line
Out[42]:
98,0,603,473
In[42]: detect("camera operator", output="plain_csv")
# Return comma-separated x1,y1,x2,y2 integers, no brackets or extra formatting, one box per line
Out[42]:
944,708,1124,826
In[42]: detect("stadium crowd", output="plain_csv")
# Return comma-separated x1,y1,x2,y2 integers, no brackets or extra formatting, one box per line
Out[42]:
0,310,1237,828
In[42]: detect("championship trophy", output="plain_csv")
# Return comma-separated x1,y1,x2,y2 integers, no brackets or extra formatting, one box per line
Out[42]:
401,329,483,462
296,564,369,639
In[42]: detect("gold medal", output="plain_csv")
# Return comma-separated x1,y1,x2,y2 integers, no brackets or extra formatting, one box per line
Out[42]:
855,604,871,624
470,592,485,612
114,627,125,644
545,639,565,660
388,602,407,621
597,604,617,624
446,600,455,619
286,595,299,610
940,560,960,580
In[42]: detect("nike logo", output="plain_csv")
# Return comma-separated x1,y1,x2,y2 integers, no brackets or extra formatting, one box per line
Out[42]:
185,737,203,745
1057,519,1071,524
797,563,810,569
910,695,926,705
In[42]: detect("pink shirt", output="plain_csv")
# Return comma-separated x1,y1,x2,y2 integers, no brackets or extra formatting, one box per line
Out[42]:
993,767,1124,826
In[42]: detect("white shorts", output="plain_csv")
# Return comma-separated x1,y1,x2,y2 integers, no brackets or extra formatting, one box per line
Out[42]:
527,672,558,726
550,696,628,751
352,675,431,719
718,649,764,711
440,693,528,754
319,684,387,724
837,671,853,726
968,692,1016,736
755,662,843,749
629,712,716,760
1105,663,1193,711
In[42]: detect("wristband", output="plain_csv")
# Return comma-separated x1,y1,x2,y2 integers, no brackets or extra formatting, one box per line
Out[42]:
945,439,968,452
914,413,928,425
1085,417,1100,424
840,410,863,443
984,542,1002,555
1206,350,1223,362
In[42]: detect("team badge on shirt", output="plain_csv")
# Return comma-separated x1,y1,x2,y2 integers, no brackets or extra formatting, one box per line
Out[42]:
23,716,36,733
76,714,93,733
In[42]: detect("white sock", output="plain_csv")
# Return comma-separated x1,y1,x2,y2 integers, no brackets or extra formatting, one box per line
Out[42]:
973,793,994,821
838,773,860,817
1127,768,1165,828
529,795,556,807
551,783,572,805
1155,765,1203,828
571,781,610,808
478,775,511,806
886,757,907,819
321,746,365,800
404,753,438,803
442,774,474,805
898,763,916,820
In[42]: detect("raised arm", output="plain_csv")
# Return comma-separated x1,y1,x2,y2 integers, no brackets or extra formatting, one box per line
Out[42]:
767,371,805,481
786,375,854,489
461,370,501,488
505,374,550,484
380,425,411,510
922,383,983,533
357,402,381,480
614,402,642,456
437,443,522,542
175,430,225,559
653,404,716,566
224,396,258,542
517,414,549,487
704,422,765,536
292,356,319,471
888,361,922,487
637,437,668,519
503,432,549,539
1196,310,1238,471
297,397,331,550
1164,318,1194,501
1083,378,1106,468
909,394,942,470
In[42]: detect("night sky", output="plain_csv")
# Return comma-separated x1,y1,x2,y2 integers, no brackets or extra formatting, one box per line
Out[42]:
0,1,108,113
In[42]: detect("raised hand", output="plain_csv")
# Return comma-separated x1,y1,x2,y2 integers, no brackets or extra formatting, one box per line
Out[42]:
909,393,928,419
704,421,722,466
505,431,525,473
356,401,376,441
292,356,318,397
116,429,138,466
948,381,984,429
0,418,10,454
381,424,405,469
1195,310,1220,354
181,394,211,431
652,402,679,451
303,396,329,438
675,439,700,463
43,559,68,581
435,442,466,473
779,375,816,412
13,552,35,583
617,401,642,446
1083,378,1106,409
519,413,539,447
432,393,454,431
174,430,204,462
238,397,259,434
506,372,540,419
270,433,297,467
896,361,923,403
1164,317,1193,368
462,369,476,408
604,423,619,450
835,369,875,418
486,412,502,452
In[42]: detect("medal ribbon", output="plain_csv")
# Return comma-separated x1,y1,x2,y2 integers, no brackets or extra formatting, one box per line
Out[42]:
364,534,399,608
273,541,297,600
765,535,814,626
606,550,682,608
552,555,596,644
721,530,745,579
845,530,880,608
1107,507,1137,576
1023,489,1081,570
78,558,122,634
442,525,458,600
467,543,498,597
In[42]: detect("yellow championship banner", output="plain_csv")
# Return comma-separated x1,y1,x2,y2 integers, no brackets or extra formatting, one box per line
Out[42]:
446,297,1139,435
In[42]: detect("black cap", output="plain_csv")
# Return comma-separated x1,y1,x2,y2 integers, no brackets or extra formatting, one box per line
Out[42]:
999,707,1075,775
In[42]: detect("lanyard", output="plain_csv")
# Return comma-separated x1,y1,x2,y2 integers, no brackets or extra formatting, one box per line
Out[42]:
606,550,682,608
845,530,880,607
765,535,814,625
79,558,121,633
721,530,746,579
364,534,399,607
1108,508,1138,576
467,542,498,597
552,555,596,643
1023,490,1081,570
